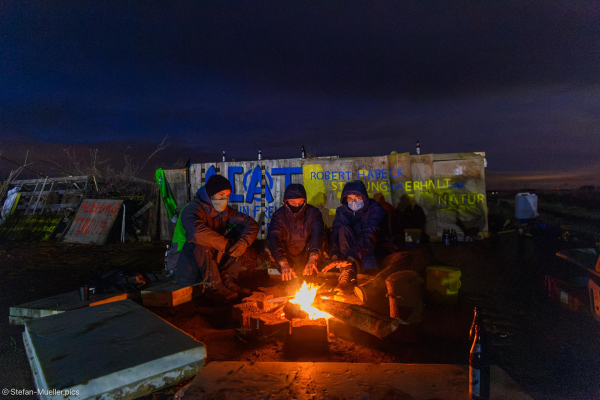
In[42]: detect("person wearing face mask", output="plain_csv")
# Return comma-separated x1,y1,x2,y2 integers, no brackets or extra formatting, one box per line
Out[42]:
266,184,325,281
328,180,397,290
171,175,259,302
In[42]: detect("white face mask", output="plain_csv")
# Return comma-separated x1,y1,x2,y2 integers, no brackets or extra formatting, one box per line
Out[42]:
211,198,228,212
348,199,364,212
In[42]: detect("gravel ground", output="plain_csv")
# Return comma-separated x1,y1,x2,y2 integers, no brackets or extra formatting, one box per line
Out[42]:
1,230,599,399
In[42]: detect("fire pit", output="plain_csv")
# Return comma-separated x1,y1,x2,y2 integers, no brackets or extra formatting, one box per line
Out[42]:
285,282,332,350
232,277,402,350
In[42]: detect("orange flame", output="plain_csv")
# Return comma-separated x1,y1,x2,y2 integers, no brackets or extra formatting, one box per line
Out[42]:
289,281,332,320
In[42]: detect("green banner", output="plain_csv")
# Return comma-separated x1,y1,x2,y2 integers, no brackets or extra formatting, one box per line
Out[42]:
155,168,178,221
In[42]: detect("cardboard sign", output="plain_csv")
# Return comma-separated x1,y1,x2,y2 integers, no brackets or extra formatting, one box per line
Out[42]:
63,199,123,245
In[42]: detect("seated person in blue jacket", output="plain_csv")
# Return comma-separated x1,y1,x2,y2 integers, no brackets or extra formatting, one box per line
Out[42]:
266,184,325,281
172,175,259,302
326,180,397,290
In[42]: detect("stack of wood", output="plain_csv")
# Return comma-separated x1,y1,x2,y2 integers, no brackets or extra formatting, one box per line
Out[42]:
232,290,290,337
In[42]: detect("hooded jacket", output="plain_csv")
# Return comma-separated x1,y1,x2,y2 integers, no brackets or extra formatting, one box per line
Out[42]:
176,186,259,270
330,180,392,258
266,184,325,266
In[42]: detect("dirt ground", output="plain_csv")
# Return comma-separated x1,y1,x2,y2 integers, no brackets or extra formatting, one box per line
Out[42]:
1,229,600,399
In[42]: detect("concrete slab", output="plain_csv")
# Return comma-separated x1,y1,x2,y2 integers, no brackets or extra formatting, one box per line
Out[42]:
141,281,203,307
23,300,206,400
183,361,532,400
9,291,130,325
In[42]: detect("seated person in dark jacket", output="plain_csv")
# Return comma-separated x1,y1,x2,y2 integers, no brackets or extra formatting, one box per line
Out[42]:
328,180,397,290
173,175,259,302
266,184,325,281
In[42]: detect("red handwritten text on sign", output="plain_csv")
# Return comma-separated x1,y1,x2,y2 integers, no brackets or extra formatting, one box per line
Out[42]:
79,200,119,218
71,218,110,235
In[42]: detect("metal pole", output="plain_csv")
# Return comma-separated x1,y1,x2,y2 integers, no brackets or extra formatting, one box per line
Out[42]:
121,204,126,242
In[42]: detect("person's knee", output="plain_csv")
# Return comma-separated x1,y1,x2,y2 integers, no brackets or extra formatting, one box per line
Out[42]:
337,225,354,236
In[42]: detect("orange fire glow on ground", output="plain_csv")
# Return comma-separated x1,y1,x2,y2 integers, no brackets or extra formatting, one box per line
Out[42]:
289,281,332,320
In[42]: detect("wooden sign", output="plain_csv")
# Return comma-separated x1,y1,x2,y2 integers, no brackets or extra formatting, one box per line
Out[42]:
160,152,488,241
63,199,123,245
0,214,63,241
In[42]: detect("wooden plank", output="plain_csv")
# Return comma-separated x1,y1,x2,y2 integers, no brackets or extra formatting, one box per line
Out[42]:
162,153,488,239
23,300,206,400
433,156,488,239
11,175,90,185
142,183,159,240
352,155,394,233
432,152,486,161
16,203,79,210
17,189,82,197
141,281,203,300
409,154,437,238
302,158,354,227
388,152,412,209
0,214,63,241
143,294,194,307
63,199,123,245
232,302,261,328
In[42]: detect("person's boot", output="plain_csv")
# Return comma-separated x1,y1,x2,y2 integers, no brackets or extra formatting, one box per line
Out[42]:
221,273,252,297
335,267,357,292
205,281,238,302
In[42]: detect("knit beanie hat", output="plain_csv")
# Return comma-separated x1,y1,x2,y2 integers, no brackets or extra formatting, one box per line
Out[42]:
283,184,307,201
205,175,232,198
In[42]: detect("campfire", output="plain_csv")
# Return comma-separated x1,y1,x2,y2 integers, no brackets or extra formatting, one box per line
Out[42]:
287,281,332,320
234,273,404,341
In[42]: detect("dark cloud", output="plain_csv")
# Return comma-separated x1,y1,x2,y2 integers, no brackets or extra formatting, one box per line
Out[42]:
0,1,599,187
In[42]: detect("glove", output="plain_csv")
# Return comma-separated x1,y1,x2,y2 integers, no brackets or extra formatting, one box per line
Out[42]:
280,261,297,281
303,253,319,276
228,241,248,257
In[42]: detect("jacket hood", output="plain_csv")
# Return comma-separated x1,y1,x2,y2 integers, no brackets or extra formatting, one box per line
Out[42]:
341,180,369,208
196,186,212,204
195,186,223,215
283,184,307,201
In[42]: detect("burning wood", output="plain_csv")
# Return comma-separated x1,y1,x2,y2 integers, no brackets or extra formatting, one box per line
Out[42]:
242,292,275,310
267,296,294,303
283,302,308,320
314,298,405,339
287,281,332,320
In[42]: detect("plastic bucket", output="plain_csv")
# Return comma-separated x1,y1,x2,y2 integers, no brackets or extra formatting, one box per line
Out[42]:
386,271,424,323
515,192,538,219
426,266,462,306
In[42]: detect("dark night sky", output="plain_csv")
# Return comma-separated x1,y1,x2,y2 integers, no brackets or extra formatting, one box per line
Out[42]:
1,1,599,188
